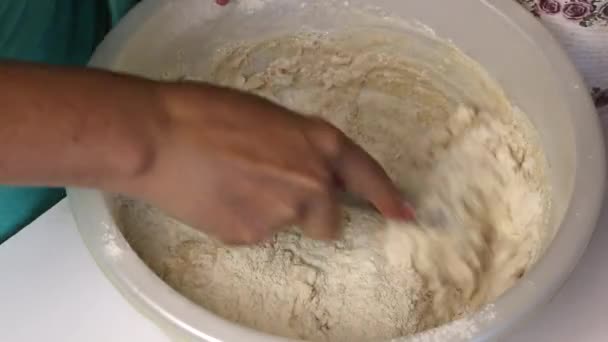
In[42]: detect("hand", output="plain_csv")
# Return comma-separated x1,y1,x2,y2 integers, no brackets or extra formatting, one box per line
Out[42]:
128,83,412,244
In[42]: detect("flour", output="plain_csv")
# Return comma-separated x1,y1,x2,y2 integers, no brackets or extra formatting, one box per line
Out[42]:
236,0,274,14
384,105,546,327
405,305,496,342
102,222,123,260
114,30,549,341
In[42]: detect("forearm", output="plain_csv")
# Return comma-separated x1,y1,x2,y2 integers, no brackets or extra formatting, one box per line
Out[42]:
0,62,166,191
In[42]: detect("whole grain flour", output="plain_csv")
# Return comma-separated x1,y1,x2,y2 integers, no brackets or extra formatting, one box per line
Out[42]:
114,30,549,341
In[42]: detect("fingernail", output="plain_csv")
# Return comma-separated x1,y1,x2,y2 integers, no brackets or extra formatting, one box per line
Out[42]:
216,0,230,5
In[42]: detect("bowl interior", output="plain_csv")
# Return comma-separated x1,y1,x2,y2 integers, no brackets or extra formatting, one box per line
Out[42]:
72,0,605,341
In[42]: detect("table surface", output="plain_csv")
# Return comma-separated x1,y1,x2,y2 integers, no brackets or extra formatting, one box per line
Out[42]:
1,118,607,342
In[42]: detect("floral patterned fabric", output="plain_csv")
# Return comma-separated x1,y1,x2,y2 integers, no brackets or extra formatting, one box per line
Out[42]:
519,0,608,26
517,0,608,116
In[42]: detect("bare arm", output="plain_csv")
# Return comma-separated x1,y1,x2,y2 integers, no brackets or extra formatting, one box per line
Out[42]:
0,62,162,191
0,62,412,243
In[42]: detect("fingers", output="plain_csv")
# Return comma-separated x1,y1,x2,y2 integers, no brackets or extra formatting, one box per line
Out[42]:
338,142,413,220
329,139,414,221
219,193,341,244
304,118,414,221
299,190,342,240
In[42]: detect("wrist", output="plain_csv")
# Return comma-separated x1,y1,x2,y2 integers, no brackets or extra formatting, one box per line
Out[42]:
98,81,171,194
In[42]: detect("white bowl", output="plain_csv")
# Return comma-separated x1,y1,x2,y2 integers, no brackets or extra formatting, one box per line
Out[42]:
69,0,605,340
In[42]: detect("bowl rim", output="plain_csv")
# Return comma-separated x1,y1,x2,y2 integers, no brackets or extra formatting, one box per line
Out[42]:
70,0,606,341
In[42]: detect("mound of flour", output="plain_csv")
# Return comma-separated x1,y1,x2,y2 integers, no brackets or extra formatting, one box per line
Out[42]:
115,31,549,341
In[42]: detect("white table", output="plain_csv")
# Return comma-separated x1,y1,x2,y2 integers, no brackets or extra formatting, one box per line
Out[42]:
1,118,607,341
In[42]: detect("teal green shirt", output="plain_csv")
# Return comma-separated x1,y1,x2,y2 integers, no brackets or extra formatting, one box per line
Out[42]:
0,0,138,243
